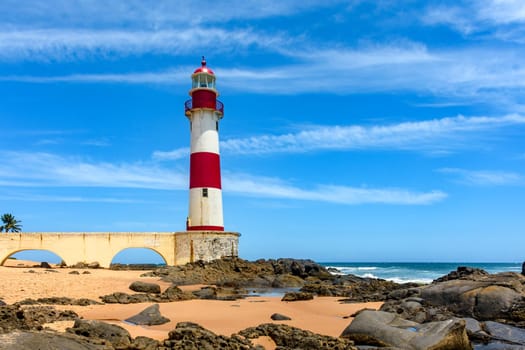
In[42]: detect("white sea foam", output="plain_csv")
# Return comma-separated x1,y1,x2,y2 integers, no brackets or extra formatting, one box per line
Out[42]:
362,273,378,279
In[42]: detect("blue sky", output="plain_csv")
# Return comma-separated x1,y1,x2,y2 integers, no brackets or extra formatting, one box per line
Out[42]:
1,0,525,263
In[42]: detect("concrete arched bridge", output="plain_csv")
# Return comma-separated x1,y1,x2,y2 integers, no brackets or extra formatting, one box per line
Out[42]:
0,232,239,268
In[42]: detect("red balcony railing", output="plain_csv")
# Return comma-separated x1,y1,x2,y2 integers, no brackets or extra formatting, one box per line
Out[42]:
185,99,224,115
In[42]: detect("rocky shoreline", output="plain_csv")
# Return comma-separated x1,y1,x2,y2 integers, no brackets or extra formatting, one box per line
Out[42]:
1,258,524,349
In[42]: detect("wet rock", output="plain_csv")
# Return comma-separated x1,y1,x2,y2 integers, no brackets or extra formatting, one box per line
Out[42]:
281,291,314,301
68,319,132,349
240,323,357,350
522,262,525,276
271,313,291,321
129,281,161,294
165,322,257,349
341,310,471,350
483,321,525,345
125,304,170,326
0,300,5,306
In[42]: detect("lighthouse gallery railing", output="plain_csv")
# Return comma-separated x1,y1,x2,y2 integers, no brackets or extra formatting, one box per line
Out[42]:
185,99,224,114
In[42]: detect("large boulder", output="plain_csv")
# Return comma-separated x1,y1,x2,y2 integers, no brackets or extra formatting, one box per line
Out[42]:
341,310,471,350
420,276,525,321
129,281,161,294
125,304,170,326
67,319,132,349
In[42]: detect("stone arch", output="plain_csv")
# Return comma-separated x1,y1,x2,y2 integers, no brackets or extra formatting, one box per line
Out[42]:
110,247,168,266
0,249,66,266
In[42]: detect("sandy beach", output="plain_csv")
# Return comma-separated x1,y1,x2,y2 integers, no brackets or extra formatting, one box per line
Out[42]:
0,261,382,348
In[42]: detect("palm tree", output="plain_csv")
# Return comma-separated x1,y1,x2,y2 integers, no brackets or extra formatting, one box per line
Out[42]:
1,213,22,232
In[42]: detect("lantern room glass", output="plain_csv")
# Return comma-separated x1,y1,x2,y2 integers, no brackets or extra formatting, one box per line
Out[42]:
192,74,216,89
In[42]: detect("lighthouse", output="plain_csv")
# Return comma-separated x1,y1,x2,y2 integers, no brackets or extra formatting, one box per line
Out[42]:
184,57,224,231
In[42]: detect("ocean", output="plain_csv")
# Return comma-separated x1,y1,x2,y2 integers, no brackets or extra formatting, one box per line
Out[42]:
321,262,523,284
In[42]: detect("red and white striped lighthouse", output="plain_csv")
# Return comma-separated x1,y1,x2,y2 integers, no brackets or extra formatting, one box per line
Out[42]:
184,57,224,231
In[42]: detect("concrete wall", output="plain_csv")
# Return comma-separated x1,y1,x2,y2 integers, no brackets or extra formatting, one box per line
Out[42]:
0,231,239,268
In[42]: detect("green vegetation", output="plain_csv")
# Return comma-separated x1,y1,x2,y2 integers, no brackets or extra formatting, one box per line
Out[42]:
0,213,22,232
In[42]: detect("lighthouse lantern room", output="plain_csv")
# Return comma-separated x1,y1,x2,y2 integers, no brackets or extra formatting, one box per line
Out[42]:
184,57,225,231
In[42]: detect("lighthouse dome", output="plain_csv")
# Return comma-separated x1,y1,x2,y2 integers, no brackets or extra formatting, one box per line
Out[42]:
194,57,214,75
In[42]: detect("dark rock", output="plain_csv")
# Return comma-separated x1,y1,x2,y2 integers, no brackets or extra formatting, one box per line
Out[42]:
148,257,331,288
271,274,305,288
483,321,525,345
87,261,100,269
271,313,292,321
71,262,88,269
522,262,525,276
125,304,170,326
420,273,525,322
0,331,108,350
100,286,195,304
45,269,59,273
132,336,160,350
166,322,257,349
434,266,489,283
0,305,77,334
129,281,161,294
341,310,471,350
161,285,194,301
302,274,414,302
193,286,218,299
68,319,131,349
281,291,314,301
16,297,102,306
240,323,357,350
69,270,80,275
82,271,91,274
0,300,5,306
39,262,52,268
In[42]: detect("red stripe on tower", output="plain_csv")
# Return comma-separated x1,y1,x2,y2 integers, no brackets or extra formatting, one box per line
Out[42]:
189,152,221,189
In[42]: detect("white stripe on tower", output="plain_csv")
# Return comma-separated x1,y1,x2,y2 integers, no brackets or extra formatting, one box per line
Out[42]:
185,57,224,231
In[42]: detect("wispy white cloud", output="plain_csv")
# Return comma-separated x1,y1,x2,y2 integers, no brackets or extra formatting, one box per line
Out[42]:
0,151,186,190
422,1,525,41
153,147,190,161
0,0,340,27
4,42,524,106
155,114,525,159
0,151,444,205
0,28,288,62
438,168,523,186
223,173,447,205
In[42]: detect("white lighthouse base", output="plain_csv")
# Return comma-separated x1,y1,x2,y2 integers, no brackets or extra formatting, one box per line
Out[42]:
176,231,240,264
